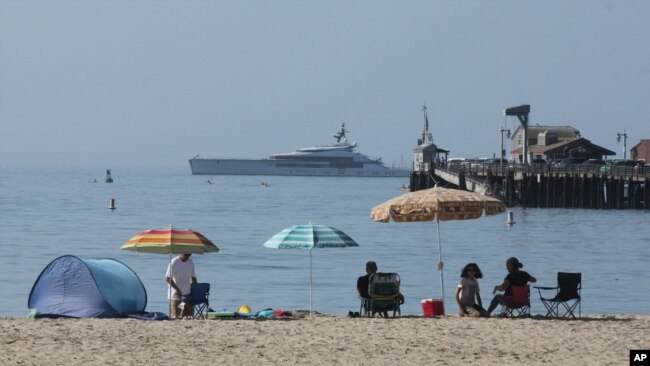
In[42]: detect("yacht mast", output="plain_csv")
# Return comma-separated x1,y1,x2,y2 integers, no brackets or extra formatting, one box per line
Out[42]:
333,123,348,143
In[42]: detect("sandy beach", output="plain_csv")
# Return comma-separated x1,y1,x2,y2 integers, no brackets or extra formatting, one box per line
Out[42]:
1,314,648,365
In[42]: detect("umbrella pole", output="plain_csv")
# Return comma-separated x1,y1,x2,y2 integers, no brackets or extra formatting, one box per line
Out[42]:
168,225,173,318
436,218,445,312
309,248,313,317
168,253,172,317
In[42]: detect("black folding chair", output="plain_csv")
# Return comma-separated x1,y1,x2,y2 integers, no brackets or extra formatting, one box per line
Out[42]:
190,283,210,319
535,272,581,318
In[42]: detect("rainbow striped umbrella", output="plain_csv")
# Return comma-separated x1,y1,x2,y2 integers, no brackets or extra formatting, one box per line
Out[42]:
121,226,219,254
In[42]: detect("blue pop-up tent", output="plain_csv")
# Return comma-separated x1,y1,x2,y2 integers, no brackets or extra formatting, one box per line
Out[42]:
28,255,147,318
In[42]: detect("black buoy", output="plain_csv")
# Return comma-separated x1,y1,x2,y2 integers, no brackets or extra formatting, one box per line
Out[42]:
105,169,114,183
108,198,116,210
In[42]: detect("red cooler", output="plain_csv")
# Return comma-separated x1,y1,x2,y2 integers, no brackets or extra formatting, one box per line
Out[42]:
421,299,445,316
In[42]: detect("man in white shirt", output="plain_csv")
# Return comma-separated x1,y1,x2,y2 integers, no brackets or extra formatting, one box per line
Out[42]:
166,253,197,318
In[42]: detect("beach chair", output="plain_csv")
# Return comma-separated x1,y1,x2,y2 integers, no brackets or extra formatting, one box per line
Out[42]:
366,272,401,318
190,283,210,319
501,285,530,317
535,272,581,318
359,296,370,317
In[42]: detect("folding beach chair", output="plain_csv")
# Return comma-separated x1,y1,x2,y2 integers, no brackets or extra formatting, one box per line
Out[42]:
190,283,210,319
359,296,370,317
502,285,530,317
535,272,581,318
366,272,402,318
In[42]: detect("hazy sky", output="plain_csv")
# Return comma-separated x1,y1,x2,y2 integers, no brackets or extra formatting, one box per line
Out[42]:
1,1,649,170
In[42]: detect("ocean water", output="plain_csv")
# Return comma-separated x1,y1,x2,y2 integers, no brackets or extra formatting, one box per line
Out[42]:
1,165,649,318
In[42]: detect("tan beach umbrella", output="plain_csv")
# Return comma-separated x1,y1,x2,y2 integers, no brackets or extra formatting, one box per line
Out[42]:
370,186,505,312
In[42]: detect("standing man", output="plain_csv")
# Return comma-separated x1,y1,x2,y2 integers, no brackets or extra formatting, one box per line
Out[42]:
166,253,197,319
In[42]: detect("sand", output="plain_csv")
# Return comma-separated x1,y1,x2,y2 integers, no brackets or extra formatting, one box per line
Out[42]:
1,314,648,365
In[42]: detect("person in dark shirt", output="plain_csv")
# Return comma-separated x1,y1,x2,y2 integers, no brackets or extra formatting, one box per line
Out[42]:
357,261,404,317
357,260,377,300
487,257,536,316
357,260,377,316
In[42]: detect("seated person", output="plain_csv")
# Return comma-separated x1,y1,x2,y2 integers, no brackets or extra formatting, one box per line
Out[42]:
487,257,536,316
357,261,404,317
455,263,488,317
357,260,377,302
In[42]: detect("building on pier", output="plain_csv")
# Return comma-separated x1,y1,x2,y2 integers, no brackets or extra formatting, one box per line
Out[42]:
631,139,650,162
413,105,449,172
510,125,614,163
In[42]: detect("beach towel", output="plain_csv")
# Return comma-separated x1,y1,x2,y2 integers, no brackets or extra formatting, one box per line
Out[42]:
126,312,169,321
208,311,236,318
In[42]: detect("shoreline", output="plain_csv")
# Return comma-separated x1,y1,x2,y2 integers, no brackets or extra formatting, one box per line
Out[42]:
2,314,648,365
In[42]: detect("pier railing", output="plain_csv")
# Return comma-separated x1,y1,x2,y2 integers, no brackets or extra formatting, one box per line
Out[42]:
442,163,650,181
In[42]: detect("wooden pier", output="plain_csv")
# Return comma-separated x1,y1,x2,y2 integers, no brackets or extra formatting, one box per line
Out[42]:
411,164,650,209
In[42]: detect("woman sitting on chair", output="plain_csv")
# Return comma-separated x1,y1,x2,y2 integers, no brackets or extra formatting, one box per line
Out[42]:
486,257,536,316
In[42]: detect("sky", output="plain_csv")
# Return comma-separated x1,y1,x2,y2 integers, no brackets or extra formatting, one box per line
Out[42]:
1,1,649,170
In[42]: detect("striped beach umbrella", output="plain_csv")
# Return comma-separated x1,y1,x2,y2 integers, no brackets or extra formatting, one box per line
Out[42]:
121,226,218,316
121,226,219,254
263,223,359,315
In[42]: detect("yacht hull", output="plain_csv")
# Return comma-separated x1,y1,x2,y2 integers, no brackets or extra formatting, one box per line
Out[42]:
189,158,410,177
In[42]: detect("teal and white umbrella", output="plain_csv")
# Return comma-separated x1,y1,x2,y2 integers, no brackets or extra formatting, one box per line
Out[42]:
263,223,359,315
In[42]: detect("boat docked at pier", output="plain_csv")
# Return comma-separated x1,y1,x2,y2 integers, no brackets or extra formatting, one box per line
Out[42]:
189,124,410,177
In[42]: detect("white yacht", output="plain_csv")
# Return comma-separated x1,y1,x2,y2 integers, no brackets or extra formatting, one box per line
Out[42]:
189,124,410,177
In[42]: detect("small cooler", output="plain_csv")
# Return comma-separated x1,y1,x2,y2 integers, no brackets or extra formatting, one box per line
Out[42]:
421,298,445,316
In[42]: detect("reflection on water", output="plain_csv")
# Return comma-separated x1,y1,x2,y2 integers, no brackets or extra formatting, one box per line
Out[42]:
0,166,649,317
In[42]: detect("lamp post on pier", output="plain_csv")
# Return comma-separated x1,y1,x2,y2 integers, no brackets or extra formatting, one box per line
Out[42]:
616,131,628,160
500,127,511,171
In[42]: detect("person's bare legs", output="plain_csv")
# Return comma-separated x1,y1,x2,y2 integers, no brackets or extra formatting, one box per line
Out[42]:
170,300,180,319
182,300,194,318
486,294,503,315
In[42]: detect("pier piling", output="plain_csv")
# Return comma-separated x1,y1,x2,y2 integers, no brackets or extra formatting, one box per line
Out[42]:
410,164,649,210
